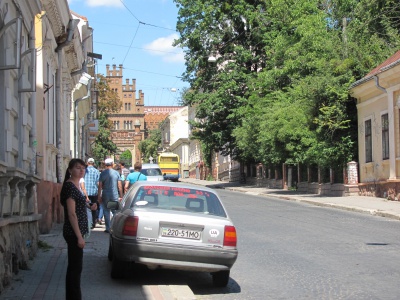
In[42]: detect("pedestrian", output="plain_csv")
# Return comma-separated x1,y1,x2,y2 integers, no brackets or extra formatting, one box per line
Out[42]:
84,158,100,228
120,162,129,178
125,162,147,191
98,158,123,233
79,176,94,234
120,162,129,194
60,158,92,300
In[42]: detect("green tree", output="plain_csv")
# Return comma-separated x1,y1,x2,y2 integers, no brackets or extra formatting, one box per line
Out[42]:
119,150,132,167
91,74,122,163
138,129,162,163
174,0,267,164
175,0,400,172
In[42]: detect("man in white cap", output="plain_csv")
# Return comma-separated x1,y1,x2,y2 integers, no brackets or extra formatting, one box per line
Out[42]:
84,158,100,228
97,158,123,233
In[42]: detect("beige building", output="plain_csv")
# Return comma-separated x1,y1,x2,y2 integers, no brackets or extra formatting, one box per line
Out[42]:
0,0,41,292
350,50,400,198
0,0,94,292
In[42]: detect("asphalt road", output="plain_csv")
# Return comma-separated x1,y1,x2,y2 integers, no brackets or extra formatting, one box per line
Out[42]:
3,187,399,299
188,189,400,299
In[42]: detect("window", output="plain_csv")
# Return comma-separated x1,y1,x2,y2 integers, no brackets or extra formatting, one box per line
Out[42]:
382,113,389,160
365,119,372,163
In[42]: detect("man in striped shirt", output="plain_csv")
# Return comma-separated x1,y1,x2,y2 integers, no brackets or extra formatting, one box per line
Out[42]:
84,158,100,228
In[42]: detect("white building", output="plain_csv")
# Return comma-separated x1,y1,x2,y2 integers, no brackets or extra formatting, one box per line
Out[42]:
160,106,190,177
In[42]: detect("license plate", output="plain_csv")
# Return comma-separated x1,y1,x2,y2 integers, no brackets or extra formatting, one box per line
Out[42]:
161,227,201,240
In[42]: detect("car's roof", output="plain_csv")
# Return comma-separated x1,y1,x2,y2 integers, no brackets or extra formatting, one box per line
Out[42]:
134,180,217,193
142,163,161,168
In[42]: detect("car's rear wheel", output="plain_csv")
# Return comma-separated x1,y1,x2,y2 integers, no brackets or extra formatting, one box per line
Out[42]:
212,270,230,287
111,253,125,279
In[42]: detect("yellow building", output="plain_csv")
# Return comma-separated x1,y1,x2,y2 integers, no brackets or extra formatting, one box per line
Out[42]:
350,50,400,198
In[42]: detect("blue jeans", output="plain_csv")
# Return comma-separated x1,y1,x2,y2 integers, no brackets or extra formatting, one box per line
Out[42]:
98,203,104,219
103,200,117,231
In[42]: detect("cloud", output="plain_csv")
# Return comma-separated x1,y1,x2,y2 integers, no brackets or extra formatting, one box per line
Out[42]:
86,0,123,7
67,0,123,7
144,34,185,63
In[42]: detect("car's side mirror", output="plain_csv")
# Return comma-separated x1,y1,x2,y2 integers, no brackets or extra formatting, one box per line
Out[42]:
107,200,120,210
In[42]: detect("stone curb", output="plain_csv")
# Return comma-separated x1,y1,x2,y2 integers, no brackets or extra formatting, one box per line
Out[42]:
221,186,400,221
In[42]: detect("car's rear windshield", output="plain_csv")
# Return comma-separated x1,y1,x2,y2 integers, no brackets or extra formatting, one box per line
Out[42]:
130,186,227,218
141,168,162,176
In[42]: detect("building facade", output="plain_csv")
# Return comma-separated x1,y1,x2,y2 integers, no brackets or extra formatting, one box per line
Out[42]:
144,106,182,138
350,50,400,199
106,64,144,164
0,0,41,293
0,0,94,292
160,106,190,177
105,64,183,165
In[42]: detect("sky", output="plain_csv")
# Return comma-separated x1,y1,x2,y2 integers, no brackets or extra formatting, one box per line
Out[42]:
67,0,188,106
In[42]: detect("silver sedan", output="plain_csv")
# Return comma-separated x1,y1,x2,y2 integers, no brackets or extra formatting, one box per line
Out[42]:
107,181,238,287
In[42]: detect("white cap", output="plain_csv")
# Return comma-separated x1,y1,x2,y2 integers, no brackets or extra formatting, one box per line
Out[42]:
104,158,113,166
87,158,95,163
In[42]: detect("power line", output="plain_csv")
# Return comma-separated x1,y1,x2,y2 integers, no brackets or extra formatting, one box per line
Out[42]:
94,41,182,56
119,0,176,31
122,23,141,64
96,63,183,79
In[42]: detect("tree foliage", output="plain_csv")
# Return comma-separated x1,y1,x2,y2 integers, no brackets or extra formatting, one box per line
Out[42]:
138,129,162,163
91,74,122,162
120,150,132,167
174,0,400,169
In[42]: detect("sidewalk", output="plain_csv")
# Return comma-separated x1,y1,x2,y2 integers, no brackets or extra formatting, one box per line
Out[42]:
179,178,400,221
0,223,195,300
2,179,399,300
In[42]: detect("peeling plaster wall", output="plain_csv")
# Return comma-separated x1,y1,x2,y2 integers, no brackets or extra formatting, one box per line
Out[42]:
0,221,39,294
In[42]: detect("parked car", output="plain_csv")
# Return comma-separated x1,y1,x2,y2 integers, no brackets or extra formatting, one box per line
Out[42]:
140,163,164,181
107,181,238,287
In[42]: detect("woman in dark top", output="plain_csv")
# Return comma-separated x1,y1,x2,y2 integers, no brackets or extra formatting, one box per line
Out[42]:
60,158,89,300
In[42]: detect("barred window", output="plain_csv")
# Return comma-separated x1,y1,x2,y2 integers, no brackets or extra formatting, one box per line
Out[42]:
365,119,372,163
382,114,389,160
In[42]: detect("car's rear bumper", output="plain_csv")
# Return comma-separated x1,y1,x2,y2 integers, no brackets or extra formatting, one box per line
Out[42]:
111,236,238,272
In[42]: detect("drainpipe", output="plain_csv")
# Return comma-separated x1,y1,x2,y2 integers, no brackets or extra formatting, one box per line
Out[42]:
55,19,79,183
29,28,37,175
373,75,387,94
74,79,91,158
81,116,94,159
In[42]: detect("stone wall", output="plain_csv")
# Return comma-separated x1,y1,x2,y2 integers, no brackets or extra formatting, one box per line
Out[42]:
0,217,40,294
359,181,400,199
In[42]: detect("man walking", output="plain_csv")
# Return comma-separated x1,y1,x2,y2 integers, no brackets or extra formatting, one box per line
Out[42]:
84,158,100,229
125,162,147,191
98,158,123,233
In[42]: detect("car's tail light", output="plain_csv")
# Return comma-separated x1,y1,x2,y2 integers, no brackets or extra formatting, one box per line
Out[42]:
223,225,237,247
122,216,139,236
